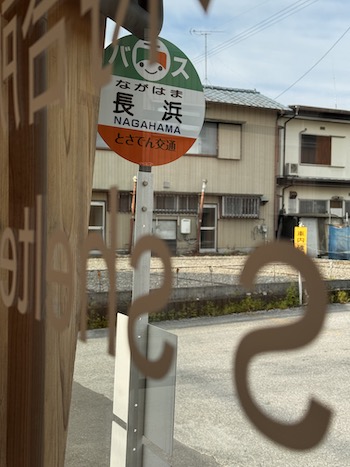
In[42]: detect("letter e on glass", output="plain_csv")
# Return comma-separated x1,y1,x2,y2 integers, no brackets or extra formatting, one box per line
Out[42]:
46,230,73,332
0,228,17,307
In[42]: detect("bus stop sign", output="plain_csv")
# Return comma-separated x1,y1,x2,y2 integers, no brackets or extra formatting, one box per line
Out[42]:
98,35,205,166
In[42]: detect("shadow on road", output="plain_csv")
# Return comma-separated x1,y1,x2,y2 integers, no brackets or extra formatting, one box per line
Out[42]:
66,382,220,466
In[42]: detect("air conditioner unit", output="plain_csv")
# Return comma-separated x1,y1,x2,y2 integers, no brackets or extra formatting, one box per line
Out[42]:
285,163,298,176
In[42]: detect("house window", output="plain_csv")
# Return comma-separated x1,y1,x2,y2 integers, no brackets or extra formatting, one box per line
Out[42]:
330,199,343,218
178,195,198,213
119,191,132,212
299,199,327,214
330,199,342,210
222,196,260,218
89,201,105,238
345,201,350,217
154,194,198,213
300,134,331,165
187,122,217,156
154,194,177,212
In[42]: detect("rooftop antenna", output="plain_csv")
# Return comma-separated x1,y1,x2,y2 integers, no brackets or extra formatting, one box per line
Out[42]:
190,29,222,84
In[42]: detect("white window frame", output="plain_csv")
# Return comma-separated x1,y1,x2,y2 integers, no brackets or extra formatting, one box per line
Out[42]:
89,201,106,239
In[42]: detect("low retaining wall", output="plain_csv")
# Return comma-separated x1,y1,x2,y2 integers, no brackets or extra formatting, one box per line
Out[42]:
87,279,350,317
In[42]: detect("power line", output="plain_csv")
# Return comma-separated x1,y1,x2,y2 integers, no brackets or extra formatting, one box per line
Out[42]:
192,0,319,64
217,0,274,30
275,24,350,100
193,0,318,62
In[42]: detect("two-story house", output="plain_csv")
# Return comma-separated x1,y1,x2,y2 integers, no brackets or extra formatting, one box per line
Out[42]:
277,105,350,257
90,85,286,255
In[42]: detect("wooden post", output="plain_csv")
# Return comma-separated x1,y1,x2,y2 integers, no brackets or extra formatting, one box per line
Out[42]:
44,4,101,465
6,4,46,464
0,2,101,466
0,51,9,467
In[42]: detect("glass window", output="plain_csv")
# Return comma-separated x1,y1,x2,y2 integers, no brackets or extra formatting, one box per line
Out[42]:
154,194,177,212
300,134,331,165
299,199,327,214
178,195,198,213
222,196,260,218
154,194,198,213
88,201,105,238
118,191,132,213
345,201,350,216
330,199,342,209
187,122,217,156
330,199,343,218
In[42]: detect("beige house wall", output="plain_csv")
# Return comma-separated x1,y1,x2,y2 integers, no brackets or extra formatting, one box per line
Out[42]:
92,103,278,254
278,114,350,220
94,106,276,193
282,118,350,180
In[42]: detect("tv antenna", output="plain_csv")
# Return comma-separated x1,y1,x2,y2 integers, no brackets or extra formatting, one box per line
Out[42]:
190,29,222,84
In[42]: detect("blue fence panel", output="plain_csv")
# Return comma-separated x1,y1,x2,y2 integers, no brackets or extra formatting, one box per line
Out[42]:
329,225,350,260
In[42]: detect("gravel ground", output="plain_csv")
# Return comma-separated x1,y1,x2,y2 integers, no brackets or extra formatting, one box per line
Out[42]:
86,255,350,292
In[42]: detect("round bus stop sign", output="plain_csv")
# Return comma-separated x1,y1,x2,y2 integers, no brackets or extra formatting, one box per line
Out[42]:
98,35,205,166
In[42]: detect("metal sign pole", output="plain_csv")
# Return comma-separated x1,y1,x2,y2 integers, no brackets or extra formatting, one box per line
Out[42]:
298,272,303,305
110,165,153,467
104,33,205,467
127,165,153,467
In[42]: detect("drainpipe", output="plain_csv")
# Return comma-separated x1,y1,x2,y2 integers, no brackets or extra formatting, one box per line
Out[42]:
282,105,299,176
197,179,207,253
276,106,299,235
128,175,137,253
276,184,292,239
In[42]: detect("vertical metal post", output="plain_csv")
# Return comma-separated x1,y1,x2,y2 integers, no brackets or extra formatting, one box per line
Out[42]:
298,272,303,306
127,165,153,466
111,165,153,467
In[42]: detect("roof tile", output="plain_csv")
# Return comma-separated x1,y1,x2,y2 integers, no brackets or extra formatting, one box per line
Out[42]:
203,85,288,110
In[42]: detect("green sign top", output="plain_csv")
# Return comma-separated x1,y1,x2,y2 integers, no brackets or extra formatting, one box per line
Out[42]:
104,35,203,92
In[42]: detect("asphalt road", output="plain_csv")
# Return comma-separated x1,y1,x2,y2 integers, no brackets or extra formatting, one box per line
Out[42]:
66,304,350,466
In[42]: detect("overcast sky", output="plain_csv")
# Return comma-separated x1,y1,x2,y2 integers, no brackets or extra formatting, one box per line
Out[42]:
106,0,350,110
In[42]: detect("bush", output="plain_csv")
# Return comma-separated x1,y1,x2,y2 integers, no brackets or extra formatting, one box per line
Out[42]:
149,284,301,323
330,289,350,304
88,284,350,329
87,310,109,329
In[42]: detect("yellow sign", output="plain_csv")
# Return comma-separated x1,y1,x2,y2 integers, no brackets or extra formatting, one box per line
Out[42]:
294,226,307,253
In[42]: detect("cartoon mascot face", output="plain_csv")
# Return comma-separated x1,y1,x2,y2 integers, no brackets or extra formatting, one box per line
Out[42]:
133,39,171,82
